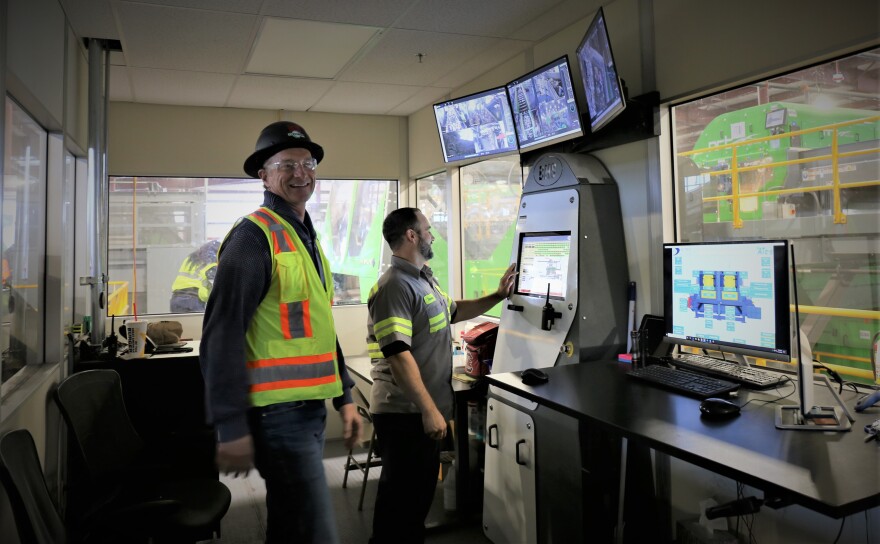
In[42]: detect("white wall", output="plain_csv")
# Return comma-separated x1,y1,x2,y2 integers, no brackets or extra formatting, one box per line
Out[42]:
108,103,407,180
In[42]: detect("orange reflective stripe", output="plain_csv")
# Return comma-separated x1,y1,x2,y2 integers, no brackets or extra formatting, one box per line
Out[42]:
280,301,292,339
250,210,273,226
270,231,280,254
282,231,296,251
302,299,313,337
247,351,336,369
250,374,337,392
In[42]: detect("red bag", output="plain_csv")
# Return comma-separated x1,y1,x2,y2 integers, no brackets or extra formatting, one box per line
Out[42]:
462,322,499,377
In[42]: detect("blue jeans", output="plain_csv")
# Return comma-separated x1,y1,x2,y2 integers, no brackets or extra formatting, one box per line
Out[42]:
249,400,339,544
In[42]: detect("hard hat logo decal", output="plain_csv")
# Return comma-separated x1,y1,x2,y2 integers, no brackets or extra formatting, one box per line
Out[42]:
287,125,305,139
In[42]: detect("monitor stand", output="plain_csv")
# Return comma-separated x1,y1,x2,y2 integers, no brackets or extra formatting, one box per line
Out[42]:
776,402,852,432
775,328,852,431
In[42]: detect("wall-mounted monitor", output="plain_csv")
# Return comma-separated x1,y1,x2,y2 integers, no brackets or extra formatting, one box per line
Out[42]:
506,56,583,151
765,107,787,129
662,239,791,362
433,87,518,163
514,231,572,301
576,8,626,133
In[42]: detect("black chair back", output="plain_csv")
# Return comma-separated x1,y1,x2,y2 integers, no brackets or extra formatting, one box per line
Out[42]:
0,429,68,544
54,369,231,542
54,369,143,481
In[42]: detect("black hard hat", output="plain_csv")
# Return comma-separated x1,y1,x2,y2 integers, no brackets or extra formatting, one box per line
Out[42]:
243,121,324,178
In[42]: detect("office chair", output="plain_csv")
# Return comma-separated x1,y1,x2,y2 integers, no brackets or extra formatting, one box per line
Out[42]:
54,369,231,543
342,386,382,510
0,429,68,544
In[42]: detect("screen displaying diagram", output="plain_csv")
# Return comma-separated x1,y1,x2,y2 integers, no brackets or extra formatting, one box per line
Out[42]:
668,242,780,352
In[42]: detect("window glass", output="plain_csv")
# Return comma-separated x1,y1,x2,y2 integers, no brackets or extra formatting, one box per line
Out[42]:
2,98,47,384
461,156,522,318
671,48,879,386
416,172,450,293
107,177,397,313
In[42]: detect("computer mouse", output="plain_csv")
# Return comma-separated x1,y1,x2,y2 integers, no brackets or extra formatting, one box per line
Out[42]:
699,397,741,419
521,368,549,386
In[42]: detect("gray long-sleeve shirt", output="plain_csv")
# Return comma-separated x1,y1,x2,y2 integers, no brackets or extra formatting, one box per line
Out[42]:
201,191,354,442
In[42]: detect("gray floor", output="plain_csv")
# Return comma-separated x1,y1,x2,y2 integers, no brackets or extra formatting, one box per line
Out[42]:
199,439,490,544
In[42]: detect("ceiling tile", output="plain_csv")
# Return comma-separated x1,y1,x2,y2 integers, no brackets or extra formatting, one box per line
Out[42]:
339,29,499,86
261,0,416,27
247,18,379,78
59,0,118,40
116,2,257,72
387,86,452,116
431,38,532,89
510,0,601,42
394,0,560,38
310,82,421,115
129,0,264,13
128,68,236,106
227,76,335,110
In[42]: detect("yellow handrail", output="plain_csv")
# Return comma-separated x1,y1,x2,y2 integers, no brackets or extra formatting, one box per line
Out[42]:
107,280,130,317
791,304,879,321
678,115,880,227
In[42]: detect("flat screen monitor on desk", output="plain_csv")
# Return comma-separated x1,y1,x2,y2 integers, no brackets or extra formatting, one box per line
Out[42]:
662,239,791,362
515,232,572,301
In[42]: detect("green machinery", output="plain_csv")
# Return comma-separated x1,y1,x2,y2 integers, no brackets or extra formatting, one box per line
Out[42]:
686,101,877,223
681,101,879,384
313,179,519,319
312,180,396,304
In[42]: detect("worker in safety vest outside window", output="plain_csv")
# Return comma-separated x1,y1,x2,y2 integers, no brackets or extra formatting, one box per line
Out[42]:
170,240,220,313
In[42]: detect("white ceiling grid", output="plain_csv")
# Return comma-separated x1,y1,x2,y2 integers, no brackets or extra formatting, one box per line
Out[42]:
59,0,599,116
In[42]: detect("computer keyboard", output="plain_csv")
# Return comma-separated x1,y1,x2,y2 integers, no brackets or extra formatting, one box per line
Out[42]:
627,365,739,399
665,353,789,390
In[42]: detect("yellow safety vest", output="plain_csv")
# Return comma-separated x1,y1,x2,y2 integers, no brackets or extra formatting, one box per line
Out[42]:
243,208,342,406
171,258,217,302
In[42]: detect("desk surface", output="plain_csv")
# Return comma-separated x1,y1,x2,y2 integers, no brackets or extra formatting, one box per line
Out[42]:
486,361,880,518
346,356,478,395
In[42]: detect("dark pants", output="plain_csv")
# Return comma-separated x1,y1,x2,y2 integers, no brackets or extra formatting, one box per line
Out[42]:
248,400,339,544
370,413,441,544
170,292,205,313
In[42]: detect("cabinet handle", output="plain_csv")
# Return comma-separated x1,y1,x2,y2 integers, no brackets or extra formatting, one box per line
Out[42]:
487,424,498,448
515,439,527,466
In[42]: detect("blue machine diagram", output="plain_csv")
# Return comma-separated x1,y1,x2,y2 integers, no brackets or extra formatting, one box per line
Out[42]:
688,270,762,323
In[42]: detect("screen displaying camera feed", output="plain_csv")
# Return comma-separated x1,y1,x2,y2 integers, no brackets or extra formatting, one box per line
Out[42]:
433,87,518,163
506,56,583,150
576,8,626,133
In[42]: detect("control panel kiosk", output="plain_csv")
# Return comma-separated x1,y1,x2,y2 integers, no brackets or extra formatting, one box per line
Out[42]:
483,153,629,543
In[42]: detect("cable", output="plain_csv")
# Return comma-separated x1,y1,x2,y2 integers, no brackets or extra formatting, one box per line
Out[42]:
831,515,846,544
813,361,844,393
740,378,797,409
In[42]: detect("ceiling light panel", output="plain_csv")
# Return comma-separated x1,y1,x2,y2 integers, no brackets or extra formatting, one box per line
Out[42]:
247,18,380,79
